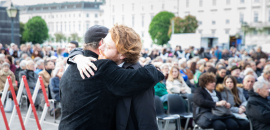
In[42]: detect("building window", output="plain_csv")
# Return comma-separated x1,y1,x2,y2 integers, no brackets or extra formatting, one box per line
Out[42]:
52,22,54,31
78,22,81,31
74,14,75,17
226,19,230,24
56,15,58,18
132,15,135,27
199,30,202,34
113,16,115,25
65,22,66,31
122,16,124,24
60,22,62,32
132,3,134,11
254,12,258,22
212,20,216,25
253,30,258,35
240,13,244,23
86,22,89,30
95,14,98,18
73,21,75,31
69,22,71,31
151,15,154,20
186,0,189,7
226,0,230,5
254,0,260,2
212,29,216,35
240,0,245,3
86,13,89,17
112,5,114,12
225,29,230,34
79,14,81,17
142,15,144,27
162,3,165,9
151,5,153,10
142,32,144,38
213,0,216,6
122,4,124,11
56,22,58,32
199,21,202,25
268,29,270,35
269,10,270,22
199,0,203,7
142,6,144,11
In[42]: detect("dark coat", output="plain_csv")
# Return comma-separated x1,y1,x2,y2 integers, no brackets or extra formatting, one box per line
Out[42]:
68,48,158,130
246,90,270,130
193,87,234,128
60,50,164,130
116,62,158,130
19,69,39,94
216,74,224,85
49,77,60,101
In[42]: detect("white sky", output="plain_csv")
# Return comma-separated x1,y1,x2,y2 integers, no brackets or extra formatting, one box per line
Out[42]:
9,0,95,6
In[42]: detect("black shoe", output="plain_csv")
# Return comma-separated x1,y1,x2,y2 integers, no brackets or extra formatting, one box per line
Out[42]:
54,108,61,119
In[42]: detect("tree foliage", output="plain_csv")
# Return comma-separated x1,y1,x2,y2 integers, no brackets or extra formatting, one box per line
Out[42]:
22,16,49,44
54,32,66,43
168,15,198,36
70,33,80,41
149,11,175,46
19,22,26,44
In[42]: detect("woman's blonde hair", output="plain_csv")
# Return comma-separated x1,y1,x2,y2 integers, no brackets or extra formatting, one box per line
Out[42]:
167,66,183,83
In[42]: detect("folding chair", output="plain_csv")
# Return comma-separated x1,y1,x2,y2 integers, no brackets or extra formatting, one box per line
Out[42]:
155,96,180,130
167,94,193,130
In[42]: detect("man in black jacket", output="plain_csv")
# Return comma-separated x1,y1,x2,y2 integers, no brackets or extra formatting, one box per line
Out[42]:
246,81,270,130
60,25,163,130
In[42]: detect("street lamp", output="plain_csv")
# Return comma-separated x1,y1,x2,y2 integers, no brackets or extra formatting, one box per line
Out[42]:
6,3,18,44
241,22,249,47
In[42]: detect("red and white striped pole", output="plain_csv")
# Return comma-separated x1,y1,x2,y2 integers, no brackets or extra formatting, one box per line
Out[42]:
0,96,10,130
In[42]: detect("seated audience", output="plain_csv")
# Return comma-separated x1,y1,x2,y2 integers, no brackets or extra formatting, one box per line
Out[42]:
154,81,168,110
246,81,270,130
257,67,270,83
216,76,250,130
19,60,41,107
242,75,255,100
0,62,17,92
166,66,191,94
216,67,226,84
35,60,44,74
193,72,242,130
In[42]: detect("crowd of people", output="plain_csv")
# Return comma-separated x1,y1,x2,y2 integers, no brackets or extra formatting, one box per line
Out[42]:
0,32,270,130
0,41,77,119
145,45,270,130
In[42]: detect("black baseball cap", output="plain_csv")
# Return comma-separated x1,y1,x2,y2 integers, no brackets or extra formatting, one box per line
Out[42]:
84,25,109,43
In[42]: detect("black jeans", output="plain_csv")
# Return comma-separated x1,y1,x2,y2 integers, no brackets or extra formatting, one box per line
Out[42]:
210,118,249,130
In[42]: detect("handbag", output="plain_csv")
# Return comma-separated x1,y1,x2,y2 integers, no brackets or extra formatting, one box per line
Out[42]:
212,106,232,117
4,93,14,113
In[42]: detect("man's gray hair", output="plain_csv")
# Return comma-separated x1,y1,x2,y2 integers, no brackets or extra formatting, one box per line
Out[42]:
263,68,270,75
36,60,44,66
26,60,34,66
20,60,27,69
244,75,255,82
253,81,268,93
83,41,99,50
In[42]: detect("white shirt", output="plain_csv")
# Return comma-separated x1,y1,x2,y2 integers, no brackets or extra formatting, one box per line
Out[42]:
118,62,125,67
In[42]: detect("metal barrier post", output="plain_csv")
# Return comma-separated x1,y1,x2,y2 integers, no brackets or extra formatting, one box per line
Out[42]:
8,77,25,126
0,96,10,130
7,76,25,130
24,77,41,126
38,76,50,126
22,75,42,130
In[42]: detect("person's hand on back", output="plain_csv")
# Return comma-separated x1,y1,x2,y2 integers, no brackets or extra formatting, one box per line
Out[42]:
73,55,97,79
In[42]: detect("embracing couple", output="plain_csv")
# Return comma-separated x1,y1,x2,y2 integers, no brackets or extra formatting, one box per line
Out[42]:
59,25,163,130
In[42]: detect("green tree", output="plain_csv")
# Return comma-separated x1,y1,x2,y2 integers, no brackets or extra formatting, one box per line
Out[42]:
22,16,49,44
168,15,198,36
149,11,175,46
20,22,26,44
54,32,66,43
70,33,79,41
